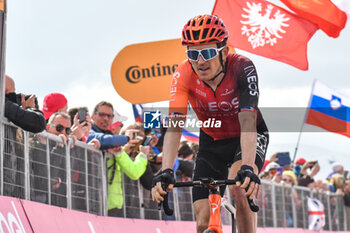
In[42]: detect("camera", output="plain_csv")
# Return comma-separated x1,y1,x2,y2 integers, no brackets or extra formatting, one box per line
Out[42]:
16,93,39,109
77,108,88,124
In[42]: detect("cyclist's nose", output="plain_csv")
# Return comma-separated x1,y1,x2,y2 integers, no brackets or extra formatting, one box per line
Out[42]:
198,54,206,64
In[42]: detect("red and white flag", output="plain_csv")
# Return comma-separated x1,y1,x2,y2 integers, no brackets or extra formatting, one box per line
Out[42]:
280,0,347,38
212,0,318,70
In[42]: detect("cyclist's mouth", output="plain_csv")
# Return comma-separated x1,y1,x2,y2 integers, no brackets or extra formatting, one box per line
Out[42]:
198,67,210,74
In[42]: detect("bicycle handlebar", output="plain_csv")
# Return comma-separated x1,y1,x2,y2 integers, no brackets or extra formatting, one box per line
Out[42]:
161,178,259,215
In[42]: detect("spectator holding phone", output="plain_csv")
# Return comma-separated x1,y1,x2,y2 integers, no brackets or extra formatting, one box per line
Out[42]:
68,107,100,148
87,101,131,149
298,160,320,188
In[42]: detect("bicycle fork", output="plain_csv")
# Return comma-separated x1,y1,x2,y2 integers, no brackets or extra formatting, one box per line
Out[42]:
207,189,223,233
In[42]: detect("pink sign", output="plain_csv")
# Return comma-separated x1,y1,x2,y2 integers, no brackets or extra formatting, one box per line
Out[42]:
0,196,33,233
0,197,343,233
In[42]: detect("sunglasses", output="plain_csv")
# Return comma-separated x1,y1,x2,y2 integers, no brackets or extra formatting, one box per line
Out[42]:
97,112,114,119
186,47,224,62
51,124,72,135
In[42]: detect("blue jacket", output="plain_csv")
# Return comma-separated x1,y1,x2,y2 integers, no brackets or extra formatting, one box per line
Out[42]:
87,124,129,150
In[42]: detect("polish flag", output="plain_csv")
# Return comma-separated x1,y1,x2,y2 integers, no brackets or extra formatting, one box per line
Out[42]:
212,0,318,70
280,0,348,37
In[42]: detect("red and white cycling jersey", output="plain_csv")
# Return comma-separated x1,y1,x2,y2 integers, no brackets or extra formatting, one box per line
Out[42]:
169,53,265,140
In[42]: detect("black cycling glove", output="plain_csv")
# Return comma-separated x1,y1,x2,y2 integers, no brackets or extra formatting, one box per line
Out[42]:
235,165,261,185
152,168,176,190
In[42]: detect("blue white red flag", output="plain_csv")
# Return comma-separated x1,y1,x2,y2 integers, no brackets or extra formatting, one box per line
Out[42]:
182,129,199,143
132,104,143,123
305,80,350,138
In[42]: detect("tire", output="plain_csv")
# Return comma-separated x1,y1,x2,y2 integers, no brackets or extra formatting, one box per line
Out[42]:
203,229,216,233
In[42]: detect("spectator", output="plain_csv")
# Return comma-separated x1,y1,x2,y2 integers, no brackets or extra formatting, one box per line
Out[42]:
42,93,68,121
68,107,100,148
294,157,306,177
326,163,344,180
45,112,74,207
106,123,149,217
298,160,320,188
4,75,46,133
281,170,302,227
176,142,195,181
87,101,130,149
4,75,46,198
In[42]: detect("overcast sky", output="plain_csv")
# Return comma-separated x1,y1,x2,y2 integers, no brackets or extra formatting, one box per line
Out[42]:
5,0,350,179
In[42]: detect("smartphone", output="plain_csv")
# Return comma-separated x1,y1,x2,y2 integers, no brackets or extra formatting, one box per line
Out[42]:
142,136,152,146
276,152,291,166
78,108,87,123
277,167,284,176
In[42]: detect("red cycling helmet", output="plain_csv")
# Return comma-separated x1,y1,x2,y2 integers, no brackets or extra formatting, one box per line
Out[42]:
181,14,229,46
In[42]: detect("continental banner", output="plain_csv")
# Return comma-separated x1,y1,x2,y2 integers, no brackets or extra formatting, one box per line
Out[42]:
111,38,186,104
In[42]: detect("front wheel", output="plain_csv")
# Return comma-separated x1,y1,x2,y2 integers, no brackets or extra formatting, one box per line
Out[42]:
203,229,216,233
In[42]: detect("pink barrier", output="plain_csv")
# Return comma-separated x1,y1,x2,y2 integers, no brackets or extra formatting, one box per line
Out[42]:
0,196,33,233
0,196,349,233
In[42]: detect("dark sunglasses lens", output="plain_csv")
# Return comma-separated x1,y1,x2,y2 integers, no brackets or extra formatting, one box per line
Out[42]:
187,50,199,61
201,48,217,60
66,128,72,135
56,125,64,132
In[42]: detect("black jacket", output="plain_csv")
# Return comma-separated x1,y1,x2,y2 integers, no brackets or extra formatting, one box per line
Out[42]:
5,97,46,133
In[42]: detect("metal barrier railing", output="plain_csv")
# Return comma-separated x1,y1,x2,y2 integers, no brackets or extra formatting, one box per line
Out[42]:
0,119,348,230
0,119,106,215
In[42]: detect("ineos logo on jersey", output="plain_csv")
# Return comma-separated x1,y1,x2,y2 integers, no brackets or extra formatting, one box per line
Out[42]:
199,97,239,112
244,65,259,96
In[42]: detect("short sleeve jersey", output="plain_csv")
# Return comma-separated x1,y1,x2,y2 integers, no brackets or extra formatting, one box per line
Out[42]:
169,53,264,140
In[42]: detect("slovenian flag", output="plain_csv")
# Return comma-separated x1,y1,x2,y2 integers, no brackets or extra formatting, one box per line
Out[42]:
305,80,349,138
132,104,143,123
182,129,199,143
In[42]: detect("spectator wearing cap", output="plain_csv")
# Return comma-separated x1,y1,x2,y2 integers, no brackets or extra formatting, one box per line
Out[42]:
260,162,282,182
42,93,68,121
293,158,306,177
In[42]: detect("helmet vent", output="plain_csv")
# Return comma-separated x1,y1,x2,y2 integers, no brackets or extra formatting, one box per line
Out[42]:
206,18,211,25
186,30,192,40
193,30,200,40
202,28,209,39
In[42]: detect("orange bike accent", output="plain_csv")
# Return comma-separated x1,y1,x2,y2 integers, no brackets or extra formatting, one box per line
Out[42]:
207,193,223,233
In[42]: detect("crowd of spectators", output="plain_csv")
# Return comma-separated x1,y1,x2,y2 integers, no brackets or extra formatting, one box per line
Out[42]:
260,151,350,227
2,74,198,217
2,74,349,225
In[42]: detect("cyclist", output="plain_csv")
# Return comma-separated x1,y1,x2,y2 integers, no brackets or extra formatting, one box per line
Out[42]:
151,14,269,233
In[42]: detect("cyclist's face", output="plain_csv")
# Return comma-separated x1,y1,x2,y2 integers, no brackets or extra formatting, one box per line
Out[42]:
188,44,228,82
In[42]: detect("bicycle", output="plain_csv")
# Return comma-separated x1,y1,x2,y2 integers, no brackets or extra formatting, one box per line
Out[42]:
161,177,259,233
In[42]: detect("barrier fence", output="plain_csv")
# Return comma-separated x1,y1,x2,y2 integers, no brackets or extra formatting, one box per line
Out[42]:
0,119,348,231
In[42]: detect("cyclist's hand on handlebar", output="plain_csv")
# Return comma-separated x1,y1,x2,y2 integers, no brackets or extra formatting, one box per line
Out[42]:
151,169,175,203
235,165,261,200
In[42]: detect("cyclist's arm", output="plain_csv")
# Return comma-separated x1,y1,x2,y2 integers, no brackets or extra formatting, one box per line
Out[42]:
238,111,257,168
163,62,190,170
162,124,182,170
